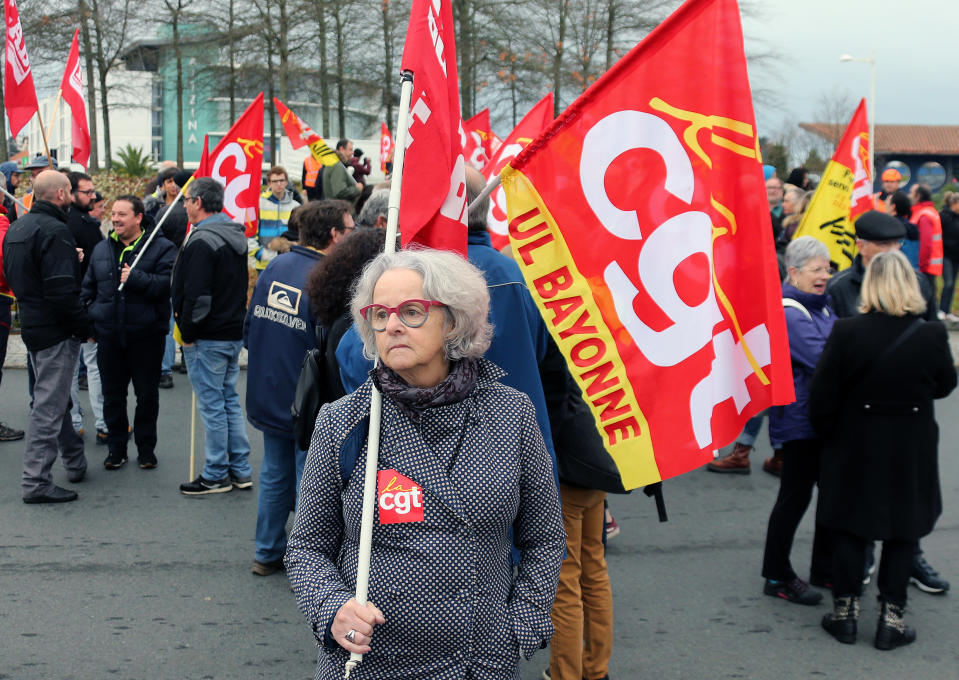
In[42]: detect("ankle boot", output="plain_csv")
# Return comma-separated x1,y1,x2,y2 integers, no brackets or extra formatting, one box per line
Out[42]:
874,600,916,650
707,442,751,474
762,448,784,477
821,595,858,644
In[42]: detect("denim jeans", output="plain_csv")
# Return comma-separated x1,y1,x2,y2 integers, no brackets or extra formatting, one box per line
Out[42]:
161,313,176,374
183,339,251,482
71,341,105,431
255,431,307,563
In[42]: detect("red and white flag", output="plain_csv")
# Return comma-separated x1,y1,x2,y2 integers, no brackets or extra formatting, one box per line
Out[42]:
501,0,793,489
59,29,90,168
463,108,494,172
4,0,39,138
399,0,466,254
273,97,339,167
193,94,264,237
484,93,554,249
379,122,393,174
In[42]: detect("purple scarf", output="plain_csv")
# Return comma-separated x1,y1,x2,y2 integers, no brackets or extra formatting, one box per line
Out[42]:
371,358,479,422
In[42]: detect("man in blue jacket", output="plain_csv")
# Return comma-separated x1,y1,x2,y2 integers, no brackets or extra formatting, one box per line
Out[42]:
81,195,175,471
244,199,354,575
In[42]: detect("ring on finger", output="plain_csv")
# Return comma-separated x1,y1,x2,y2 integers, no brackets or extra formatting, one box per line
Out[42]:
345,629,357,643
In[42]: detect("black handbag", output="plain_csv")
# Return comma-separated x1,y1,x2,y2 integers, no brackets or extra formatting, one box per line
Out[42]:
291,325,330,452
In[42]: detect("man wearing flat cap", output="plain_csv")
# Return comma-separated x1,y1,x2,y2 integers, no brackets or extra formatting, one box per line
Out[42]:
827,210,935,319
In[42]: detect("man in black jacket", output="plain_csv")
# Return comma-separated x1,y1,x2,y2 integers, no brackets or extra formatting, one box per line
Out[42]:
172,177,252,495
82,195,176,471
2,170,91,503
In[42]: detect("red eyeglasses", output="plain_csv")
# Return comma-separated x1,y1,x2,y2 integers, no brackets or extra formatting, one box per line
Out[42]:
360,299,446,331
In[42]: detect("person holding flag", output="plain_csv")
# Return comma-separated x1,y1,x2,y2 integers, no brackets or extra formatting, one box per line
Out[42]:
286,248,564,679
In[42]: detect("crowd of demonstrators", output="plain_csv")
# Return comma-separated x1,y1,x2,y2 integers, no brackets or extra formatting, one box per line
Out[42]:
287,248,565,679
812,250,956,649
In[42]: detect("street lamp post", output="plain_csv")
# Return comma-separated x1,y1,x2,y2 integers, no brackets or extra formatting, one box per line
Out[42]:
840,51,876,185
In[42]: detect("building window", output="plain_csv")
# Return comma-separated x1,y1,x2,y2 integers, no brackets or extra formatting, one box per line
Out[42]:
917,162,946,191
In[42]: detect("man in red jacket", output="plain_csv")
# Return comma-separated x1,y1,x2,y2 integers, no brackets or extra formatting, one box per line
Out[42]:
909,183,943,304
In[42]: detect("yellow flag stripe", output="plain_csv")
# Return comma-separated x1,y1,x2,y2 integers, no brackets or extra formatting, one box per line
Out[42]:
792,160,858,270
501,167,661,489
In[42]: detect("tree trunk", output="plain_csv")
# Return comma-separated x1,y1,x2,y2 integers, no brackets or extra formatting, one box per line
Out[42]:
381,0,394,128
552,0,569,117
454,0,474,119
173,11,184,165
277,0,289,102
605,0,615,70
266,38,277,166
79,0,99,171
318,1,330,137
229,0,236,122
90,0,112,170
333,4,345,138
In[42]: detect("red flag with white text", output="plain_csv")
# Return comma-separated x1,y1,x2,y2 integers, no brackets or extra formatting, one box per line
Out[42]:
463,108,494,172
194,94,263,237
4,0,39,138
485,93,554,249
379,122,393,173
59,29,90,168
500,0,792,490
399,0,467,254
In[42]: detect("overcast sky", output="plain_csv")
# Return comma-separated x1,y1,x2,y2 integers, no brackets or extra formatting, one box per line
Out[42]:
743,0,955,140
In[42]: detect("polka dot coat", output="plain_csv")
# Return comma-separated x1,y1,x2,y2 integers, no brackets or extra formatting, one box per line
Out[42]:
286,360,566,680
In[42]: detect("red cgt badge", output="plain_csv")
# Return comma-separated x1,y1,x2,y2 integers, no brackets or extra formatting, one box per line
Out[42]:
377,470,425,524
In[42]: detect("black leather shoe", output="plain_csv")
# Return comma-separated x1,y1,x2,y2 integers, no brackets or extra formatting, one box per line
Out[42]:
23,486,79,504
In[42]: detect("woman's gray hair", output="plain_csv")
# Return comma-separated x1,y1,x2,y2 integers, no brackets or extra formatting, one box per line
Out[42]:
785,236,830,271
350,248,494,361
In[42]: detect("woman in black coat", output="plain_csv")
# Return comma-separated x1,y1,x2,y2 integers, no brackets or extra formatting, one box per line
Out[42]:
809,250,956,650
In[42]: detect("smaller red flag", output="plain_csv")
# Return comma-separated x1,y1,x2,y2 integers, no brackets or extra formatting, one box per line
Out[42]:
4,0,39,138
379,122,393,174
193,94,264,237
484,93,554,248
463,108,493,171
273,98,338,167
59,29,90,168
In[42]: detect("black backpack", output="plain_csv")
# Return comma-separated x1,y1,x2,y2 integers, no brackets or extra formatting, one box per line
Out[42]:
291,326,332,451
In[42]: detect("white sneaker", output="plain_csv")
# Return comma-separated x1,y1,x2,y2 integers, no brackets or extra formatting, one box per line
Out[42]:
937,310,946,320
946,313,959,323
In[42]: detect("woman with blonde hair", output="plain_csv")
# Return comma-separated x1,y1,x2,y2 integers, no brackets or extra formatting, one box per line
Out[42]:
810,250,956,650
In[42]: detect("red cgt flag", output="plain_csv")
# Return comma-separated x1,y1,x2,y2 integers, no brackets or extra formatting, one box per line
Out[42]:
4,0,39,138
59,29,90,168
194,94,263,237
379,122,393,174
463,108,493,172
484,93,554,249
399,0,467,254
274,97,338,167
500,0,793,490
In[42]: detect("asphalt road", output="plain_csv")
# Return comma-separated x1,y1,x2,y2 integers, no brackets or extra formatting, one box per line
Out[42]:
1,367,957,679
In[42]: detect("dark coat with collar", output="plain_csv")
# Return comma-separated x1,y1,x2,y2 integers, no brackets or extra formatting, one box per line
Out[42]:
809,313,956,539
826,254,936,320
286,360,565,680
2,200,91,350
81,226,176,343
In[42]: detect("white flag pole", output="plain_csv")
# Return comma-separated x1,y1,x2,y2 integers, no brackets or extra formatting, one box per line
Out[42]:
344,69,413,680
118,183,189,291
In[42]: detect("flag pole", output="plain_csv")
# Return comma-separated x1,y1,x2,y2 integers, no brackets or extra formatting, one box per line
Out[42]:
118,183,189,291
344,68,413,680
47,89,64,141
0,185,28,212
467,174,500,213
33,110,53,166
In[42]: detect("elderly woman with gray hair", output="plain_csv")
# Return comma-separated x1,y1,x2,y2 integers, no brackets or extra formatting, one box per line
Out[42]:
761,236,836,606
286,247,565,679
